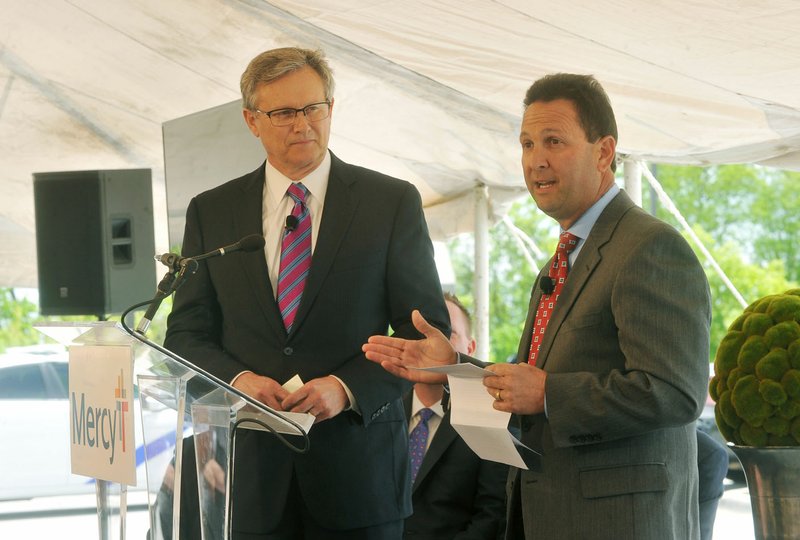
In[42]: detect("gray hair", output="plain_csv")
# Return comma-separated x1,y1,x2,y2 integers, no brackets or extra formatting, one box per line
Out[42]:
240,47,335,110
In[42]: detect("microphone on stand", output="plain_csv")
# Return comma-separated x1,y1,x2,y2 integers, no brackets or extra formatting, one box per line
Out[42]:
155,234,266,271
137,234,266,334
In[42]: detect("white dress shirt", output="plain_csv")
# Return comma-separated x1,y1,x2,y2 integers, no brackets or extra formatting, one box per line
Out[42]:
409,392,445,453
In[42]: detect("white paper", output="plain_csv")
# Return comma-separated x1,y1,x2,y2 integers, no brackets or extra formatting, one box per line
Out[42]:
415,364,538,469
282,374,304,393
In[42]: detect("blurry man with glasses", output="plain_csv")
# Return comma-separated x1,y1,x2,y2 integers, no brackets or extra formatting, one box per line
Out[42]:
165,47,449,539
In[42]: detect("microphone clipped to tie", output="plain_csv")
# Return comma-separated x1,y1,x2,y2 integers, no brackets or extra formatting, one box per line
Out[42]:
540,276,555,295
285,215,299,232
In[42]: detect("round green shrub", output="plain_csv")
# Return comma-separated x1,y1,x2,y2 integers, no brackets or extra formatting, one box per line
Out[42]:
711,289,800,446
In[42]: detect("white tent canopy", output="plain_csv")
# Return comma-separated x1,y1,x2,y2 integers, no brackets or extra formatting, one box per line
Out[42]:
2,0,800,289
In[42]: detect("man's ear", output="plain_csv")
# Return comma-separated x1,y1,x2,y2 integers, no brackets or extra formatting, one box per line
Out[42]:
467,338,477,356
596,135,616,172
243,109,260,137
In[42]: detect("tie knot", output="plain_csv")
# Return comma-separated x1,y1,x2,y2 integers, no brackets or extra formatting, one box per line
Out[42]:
557,232,579,255
287,182,309,205
417,408,434,423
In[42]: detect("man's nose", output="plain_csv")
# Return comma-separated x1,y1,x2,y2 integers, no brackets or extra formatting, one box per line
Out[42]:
524,148,547,170
292,111,312,131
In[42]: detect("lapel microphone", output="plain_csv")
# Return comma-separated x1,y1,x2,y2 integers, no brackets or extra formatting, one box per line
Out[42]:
540,276,555,295
285,215,299,232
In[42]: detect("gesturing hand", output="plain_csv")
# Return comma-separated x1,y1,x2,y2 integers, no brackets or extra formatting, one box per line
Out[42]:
362,310,456,384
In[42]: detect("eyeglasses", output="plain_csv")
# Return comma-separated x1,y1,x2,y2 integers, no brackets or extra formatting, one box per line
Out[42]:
253,101,331,127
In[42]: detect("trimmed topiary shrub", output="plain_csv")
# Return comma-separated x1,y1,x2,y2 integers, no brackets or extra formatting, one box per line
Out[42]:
710,289,800,446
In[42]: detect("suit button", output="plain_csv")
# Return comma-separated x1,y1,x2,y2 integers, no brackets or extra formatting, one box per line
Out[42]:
283,347,294,356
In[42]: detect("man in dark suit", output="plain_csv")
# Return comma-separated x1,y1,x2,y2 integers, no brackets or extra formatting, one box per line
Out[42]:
164,47,449,539
364,73,711,539
404,292,507,539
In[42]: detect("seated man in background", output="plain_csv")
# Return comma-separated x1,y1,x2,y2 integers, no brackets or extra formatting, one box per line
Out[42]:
404,292,507,539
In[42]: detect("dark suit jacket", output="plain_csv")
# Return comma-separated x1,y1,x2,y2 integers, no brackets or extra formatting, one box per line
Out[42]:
403,394,507,540
164,152,449,533
484,190,711,540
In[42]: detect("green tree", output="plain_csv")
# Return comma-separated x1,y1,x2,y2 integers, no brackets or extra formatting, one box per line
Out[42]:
647,164,800,283
0,288,40,352
0,287,171,354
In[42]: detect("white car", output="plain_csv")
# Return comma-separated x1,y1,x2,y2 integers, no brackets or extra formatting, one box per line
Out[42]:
0,345,179,501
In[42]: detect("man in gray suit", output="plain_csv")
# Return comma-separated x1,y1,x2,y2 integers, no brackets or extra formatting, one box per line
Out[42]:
364,73,711,539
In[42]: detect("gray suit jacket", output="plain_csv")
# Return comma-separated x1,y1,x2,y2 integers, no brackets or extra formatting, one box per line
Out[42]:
507,190,711,539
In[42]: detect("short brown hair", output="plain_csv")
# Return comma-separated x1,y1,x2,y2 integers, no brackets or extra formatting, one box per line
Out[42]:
523,73,618,172
444,292,472,337
240,47,335,110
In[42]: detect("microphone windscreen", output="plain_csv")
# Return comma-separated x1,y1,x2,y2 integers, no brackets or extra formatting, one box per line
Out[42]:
540,276,555,295
237,234,266,252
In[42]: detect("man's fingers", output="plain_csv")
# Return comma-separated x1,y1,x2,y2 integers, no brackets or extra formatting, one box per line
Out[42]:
411,309,438,338
363,340,404,356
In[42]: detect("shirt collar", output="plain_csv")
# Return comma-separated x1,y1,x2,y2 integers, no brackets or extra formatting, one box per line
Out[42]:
265,151,331,209
568,182,620,240
411,391,444,419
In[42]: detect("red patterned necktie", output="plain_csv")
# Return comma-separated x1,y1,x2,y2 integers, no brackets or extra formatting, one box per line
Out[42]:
277,182,311,332
528,231,579,365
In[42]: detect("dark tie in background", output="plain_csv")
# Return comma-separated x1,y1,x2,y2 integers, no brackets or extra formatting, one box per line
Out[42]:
528,231,579,365
409,408,434,482
277,182,311,332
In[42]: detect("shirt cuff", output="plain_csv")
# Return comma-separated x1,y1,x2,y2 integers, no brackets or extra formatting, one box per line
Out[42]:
331,375,359,414
230,370,253,386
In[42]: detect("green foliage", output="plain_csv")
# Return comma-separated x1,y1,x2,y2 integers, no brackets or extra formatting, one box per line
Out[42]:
0,287,171,353
0,288,41,352
711,289,800,446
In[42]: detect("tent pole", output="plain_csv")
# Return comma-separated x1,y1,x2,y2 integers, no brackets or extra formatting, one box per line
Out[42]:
623,160,643,206
473,185,490,361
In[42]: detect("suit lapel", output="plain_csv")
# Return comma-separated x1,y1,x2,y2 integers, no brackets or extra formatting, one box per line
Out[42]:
289,154,357,335
403,393,458,492
236,163,287,339
536,191,636,370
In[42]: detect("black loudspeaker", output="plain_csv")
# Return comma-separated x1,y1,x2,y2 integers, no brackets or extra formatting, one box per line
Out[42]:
33,169,157,317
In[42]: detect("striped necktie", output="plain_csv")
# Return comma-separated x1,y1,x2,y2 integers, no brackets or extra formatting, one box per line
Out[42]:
528,231,579,365
277,182,311,332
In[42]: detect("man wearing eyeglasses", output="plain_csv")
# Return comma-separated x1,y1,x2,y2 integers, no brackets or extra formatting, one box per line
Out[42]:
165,47,449,539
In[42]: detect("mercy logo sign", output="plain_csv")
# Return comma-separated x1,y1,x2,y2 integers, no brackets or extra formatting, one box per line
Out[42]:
69,345,136,486
71,369,128,464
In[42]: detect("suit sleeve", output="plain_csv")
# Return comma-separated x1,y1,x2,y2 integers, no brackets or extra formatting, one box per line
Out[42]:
163,197,252,382
545,225,711,447
332,181,450,420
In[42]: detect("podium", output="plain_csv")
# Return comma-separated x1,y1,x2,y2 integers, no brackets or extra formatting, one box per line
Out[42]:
37,321,313,540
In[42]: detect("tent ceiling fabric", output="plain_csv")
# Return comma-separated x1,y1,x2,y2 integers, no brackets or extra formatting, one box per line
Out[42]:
1,0,799,288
